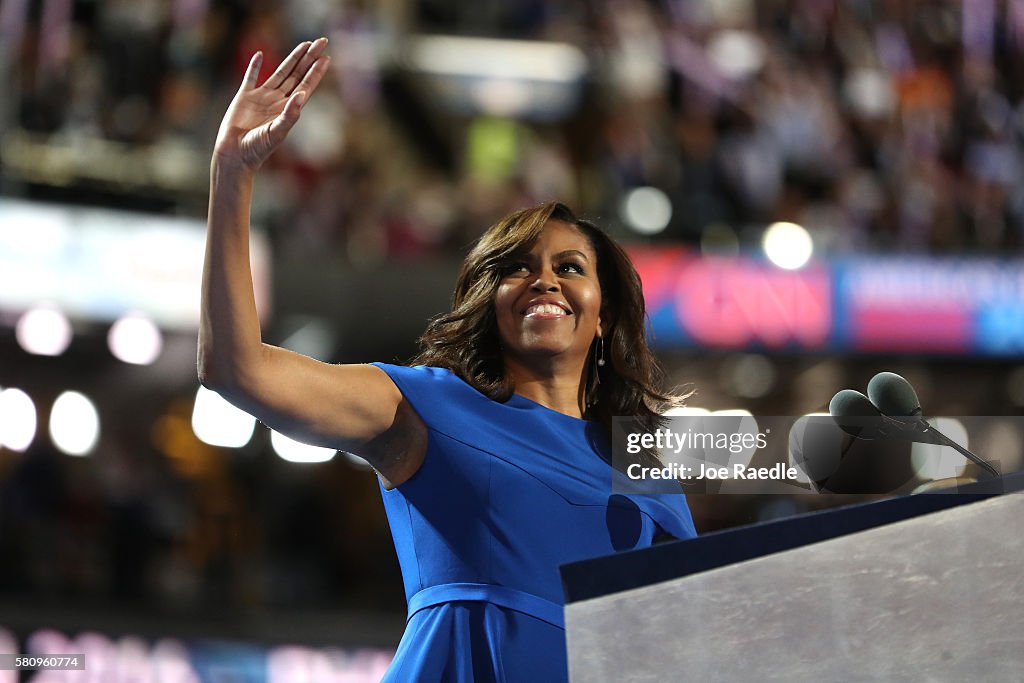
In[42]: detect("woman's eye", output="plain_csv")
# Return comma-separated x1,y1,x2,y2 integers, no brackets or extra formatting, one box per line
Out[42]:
559,262,584,274
504,261,530,275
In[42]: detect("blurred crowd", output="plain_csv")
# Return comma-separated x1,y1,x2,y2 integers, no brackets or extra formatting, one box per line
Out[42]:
4,0,1024,259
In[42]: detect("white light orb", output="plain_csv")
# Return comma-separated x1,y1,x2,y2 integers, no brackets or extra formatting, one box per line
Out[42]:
0,388,37,452
50,391,100,456
621,186,673,235
707,30,766,81
762,221,813,270
108,313,163,365
15,307,72,356
270,430,336,464
191,386,256,448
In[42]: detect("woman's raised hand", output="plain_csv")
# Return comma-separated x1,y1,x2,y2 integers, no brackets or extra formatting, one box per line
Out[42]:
213,38,330,172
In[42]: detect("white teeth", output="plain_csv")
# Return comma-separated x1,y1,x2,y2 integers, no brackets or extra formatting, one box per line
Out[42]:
525,304,568,316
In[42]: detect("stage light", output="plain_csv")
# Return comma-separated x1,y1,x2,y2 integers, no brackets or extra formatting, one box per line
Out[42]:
108,313,163,365
763,221,813,270
621,187,672,235
0,388,37,452
270,430,336,463
191,386,255,448
49,391,100,456
15,306,72,356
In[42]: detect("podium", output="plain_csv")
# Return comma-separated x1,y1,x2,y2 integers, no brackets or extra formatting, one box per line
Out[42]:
560,473,1024,682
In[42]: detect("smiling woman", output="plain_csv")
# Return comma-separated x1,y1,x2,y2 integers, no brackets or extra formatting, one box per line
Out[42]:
414,202,681,442
198,40,695,683
496,220,604,402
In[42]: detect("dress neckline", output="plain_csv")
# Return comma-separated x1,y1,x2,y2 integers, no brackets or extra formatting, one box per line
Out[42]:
505,392,591,425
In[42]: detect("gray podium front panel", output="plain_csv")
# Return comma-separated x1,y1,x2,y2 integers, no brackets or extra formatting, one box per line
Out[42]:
565,495,1024,682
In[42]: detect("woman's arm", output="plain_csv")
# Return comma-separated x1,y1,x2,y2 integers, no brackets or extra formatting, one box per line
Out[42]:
198,39,425,487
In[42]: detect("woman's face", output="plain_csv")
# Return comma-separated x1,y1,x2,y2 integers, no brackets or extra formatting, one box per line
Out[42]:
494,220,603,369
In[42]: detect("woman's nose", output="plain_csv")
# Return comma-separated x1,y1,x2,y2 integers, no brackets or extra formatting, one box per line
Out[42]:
530,269,560,291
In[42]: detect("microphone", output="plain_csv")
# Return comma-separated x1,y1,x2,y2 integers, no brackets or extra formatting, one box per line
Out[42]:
866,371,921,418
824,390,917,493
866,372,999,479
828,389,887,439
828,387,930,443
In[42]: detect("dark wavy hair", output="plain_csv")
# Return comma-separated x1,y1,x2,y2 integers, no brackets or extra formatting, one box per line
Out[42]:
411,201,682,459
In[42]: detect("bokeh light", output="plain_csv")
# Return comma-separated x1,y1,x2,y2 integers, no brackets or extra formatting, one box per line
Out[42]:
270,430,336,464
621,187,672,235
108,313,163,365
15,307,72,356
762,222,813,270
191,386,255,448
0,388,37,452
49,390,100,456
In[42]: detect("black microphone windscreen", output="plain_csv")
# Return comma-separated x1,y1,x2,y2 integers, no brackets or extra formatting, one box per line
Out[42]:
829,389,884,439
867,372,921,417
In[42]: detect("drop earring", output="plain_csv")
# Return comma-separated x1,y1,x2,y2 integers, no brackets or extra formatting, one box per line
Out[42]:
588,336,604,408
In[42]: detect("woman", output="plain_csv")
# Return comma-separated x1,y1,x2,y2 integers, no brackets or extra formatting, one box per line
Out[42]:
200,38,696,681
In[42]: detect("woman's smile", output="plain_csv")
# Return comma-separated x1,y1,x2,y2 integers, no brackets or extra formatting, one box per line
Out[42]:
523,299,572,319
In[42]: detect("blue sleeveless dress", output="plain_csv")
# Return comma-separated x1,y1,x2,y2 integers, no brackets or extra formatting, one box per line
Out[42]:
371,363,697,682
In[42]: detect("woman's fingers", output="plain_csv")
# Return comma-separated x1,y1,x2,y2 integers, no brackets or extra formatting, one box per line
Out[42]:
242,38,328,100
282,37,329,96
263,41,313,90
241,51,263,91
291,55,330,99
225,38,327,168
